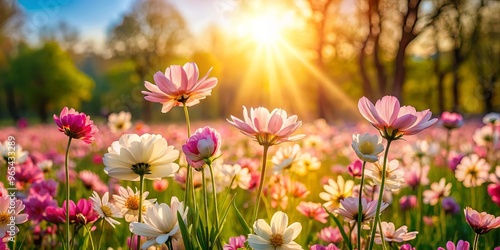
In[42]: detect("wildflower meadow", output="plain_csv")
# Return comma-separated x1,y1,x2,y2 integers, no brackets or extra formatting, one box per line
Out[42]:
0,61,499,250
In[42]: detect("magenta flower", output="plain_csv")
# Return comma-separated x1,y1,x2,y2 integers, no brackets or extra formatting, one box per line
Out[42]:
24,193,57,223
227,106,305,146
400,243,416,250
29,179,58,197
440,111,464,129
358,95,437,139
45,199,98,225
15,158,44,189
223,235,246,250
53,107,98,144
487,183,500,207
442,197,460,215
296,201,328,223
464,207,500,234
437,240,470,250
142,62,218,113
399,195,417,211
347,159,363,178
182,126,221,170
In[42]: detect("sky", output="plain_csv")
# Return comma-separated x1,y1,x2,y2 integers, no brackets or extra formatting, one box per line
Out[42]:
17,0,229,48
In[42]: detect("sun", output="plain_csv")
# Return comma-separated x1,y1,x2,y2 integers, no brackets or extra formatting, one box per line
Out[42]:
248,14,282,45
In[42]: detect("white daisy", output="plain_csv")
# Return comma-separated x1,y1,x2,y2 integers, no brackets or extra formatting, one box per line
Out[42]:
90,191,122,227
455,154,491,188
103,134,180,181
113,186,156,222
247,211,302,250
365,159,405,191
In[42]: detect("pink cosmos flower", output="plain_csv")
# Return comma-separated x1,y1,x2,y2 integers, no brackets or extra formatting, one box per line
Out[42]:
53,107,98,144
464,207,500,234
45,199,98,225
375,222,418,244
440,112,464,130
152,179,169,192
297,201,328,223
487,183,500,207
348,159,363,178
24,193,57,222
0,189,28,238
182,126,221,170
437,240,470,250
334,197,389,226
358,95,437,139
29,179,58,197
142,62,218,113
423,178,452,206
400,243,416,250
227,106,305,146
15,158,44,189
317,226,343,244
223,235,246,250
399,195,417,211
310,243,340,250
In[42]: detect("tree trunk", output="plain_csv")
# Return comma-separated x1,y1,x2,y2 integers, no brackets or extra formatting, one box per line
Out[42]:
392,0,421,100
451,48,461,112
4,84,20,122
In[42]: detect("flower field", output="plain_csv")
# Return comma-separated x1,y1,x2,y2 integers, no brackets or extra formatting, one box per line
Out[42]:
1,63,499,250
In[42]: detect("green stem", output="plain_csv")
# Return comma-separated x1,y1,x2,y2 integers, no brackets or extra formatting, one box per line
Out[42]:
440,199,446,241
208,163,220,228
83,224,96,250
182,104,196,224
252,144,270,227
136,174,145,250
201,170,210,230
64,137,73,250
97,219,105,250
368,139,393,250
445,129,451,166
167,239,173,250
473,233,480,250
357,161,367,250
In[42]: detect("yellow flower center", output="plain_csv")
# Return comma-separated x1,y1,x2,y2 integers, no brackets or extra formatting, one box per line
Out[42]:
125,196,140,210
0,212,10,225
359,141,375,155
269,233,284,246
101,205,114,217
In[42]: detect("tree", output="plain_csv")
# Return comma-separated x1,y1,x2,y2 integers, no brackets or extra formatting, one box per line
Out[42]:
0,0,22,121
107,0,188,121
6,42,94,122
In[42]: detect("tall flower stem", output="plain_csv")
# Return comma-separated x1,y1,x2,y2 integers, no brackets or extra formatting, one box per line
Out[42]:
182,104,195,213
64,137,73,250
445,129,451,165
136,174,145,250
201,170,210,231
440,200,446,241
368,139,393,250
357,161,367,249
208,163,220,227
97,219,105,250
473,233,480,250
252,144,270,226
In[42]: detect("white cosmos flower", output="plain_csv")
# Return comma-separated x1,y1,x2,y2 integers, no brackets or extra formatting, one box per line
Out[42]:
220,163,252,190
351,133,384,163
89,191,122,227
319,176,355,210
248,211,302,250
113,186,156,222
272,144,302,173
365,159,405,191
103,134,180,181
130,197,188,250
455,154,491,188
107,111,132,133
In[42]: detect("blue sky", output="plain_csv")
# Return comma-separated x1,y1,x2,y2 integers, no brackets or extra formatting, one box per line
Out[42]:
17,0,225,47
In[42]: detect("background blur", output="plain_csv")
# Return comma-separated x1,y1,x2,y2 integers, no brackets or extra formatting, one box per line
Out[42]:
0,0,498,124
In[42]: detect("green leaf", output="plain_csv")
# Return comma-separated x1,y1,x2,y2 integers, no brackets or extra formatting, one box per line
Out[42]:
324,205,352,250
232,199,252,234
177,212,194,250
